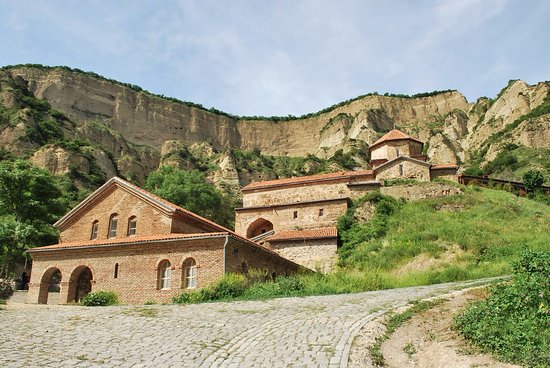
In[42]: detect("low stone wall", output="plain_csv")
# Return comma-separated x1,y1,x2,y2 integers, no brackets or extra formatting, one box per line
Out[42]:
380,183,462,201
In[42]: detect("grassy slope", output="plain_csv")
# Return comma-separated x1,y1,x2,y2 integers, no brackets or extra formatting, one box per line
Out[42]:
344,186,549,287
174,185,550,303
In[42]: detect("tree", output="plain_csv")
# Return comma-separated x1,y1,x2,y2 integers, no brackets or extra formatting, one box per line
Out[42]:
0,160,65,278
522,170,545,193
145,166,234,228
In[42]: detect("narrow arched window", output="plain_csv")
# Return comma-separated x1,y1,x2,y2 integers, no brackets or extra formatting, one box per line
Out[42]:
127,216,137,236
399,164,404,176
91,220,99,240
114,263,119,279
183,258,197,289
108,214,118,238
159,260,172,289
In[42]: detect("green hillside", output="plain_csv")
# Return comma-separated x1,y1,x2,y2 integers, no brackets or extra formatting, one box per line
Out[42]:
174,185,550,303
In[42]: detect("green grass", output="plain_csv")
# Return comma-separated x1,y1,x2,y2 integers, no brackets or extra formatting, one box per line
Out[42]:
454,250,550,367
341,187,550,285
174,186,549,305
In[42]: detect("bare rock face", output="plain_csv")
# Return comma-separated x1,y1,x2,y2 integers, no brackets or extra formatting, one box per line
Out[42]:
31,146,90,176
428,135,460,165
1,66,549,187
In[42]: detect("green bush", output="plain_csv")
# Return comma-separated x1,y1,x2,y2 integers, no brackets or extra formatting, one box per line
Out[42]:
173,273,248,304
81,291,118,306
454,250,550,367
0,280,13,299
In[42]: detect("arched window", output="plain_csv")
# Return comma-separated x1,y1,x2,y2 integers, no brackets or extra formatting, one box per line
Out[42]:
159,261,172,289
183,258,197,289
108,214,118,238
127,216,137,236
91,220,99,240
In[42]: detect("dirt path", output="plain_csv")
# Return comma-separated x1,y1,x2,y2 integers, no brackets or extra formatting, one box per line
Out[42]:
349,288,521,368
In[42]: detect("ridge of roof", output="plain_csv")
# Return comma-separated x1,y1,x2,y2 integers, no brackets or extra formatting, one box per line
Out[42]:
268,227,338,242
373,156,431,172
369,129,424,150
242,170,374,191
53,176,231,233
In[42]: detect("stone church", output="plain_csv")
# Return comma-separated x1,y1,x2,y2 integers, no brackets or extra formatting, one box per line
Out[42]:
235,129,458,271
27,129,457,304
27,177,303,305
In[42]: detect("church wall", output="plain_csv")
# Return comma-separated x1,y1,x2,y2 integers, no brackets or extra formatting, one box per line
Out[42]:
224,238,303,278
375,160,431,182
234,200,348,237
242,182,350,207
59,187,173,243
28,237,226,304
268,238,338,273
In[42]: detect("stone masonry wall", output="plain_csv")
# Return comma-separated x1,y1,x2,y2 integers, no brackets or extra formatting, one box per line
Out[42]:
268,238,338,273
380,182,463,200
235,200,348,236
28,237,227,304
243,182,350,207
375,160,431,182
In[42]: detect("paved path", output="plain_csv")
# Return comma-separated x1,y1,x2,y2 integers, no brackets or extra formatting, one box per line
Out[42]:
0,279,489,368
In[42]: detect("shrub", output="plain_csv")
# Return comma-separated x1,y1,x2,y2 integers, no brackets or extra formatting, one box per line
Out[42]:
0,280,13,299
523,170,545,193
173,273,247,304
81,291,118,306
454,250,550,367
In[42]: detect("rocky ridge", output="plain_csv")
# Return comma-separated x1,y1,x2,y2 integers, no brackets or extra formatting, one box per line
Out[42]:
0,65,548,191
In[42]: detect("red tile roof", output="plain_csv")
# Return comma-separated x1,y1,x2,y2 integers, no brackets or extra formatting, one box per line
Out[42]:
431,164,459,169
54,176,232,234
369,129,424,150
28,232,228,252
268,227,338,242
242,170,374,191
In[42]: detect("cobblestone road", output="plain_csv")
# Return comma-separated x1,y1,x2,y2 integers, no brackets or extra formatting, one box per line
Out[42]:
0,280,488,368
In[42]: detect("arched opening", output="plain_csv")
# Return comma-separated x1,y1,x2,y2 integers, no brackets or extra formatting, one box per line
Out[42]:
38,267,62,304
182,258,197,289
158,260,172,290
68,266,93,303
246,218,274,238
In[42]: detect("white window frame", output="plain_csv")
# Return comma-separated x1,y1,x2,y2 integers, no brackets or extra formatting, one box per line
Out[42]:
108,215,118,238
184,259,197,289
128,217,137,236
91,221,99,240
160,261,172,290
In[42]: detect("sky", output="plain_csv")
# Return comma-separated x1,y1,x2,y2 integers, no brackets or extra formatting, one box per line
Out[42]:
1,0,548,116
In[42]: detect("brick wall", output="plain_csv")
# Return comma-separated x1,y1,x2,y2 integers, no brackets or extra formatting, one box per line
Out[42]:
235,200,348,237
224,238,302,278
268,238,338,273
59,186,174,243
28,237,227,304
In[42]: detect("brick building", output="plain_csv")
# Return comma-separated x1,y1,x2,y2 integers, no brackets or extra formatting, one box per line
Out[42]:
235,129,458,271
27,177,303,305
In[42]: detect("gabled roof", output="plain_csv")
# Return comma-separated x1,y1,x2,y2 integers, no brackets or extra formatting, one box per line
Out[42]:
268,227,338,242
369,129,424,150
53,176,231,233
242,170,374,191
373,156,431,173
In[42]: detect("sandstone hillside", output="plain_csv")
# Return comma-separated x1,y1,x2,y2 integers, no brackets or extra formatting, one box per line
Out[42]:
0,64,548,196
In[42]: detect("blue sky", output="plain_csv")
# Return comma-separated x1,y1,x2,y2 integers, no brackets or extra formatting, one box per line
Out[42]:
1,0,548,116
